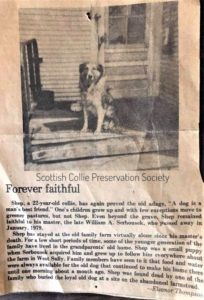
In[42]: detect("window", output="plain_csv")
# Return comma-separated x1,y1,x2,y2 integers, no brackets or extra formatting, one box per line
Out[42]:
108,4,146,45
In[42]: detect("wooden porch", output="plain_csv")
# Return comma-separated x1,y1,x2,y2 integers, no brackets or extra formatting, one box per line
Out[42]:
24,99,178,170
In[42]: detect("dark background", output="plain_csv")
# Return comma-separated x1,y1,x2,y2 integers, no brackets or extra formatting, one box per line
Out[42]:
0,2,203,300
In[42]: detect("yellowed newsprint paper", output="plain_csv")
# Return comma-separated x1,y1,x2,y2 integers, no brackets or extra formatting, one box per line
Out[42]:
0,0,202,299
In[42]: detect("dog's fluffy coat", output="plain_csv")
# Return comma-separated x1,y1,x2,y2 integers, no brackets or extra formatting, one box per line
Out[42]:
79,63,106,133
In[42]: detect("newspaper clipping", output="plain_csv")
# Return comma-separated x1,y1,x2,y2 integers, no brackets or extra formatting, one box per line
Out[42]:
0,0,203,299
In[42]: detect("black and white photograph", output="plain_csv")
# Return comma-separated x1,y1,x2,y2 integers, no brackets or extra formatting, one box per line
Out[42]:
19,1,179,170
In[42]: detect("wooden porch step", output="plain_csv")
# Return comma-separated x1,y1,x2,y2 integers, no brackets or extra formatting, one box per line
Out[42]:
31,131,178,163
31,133,143,163
31,130,145,145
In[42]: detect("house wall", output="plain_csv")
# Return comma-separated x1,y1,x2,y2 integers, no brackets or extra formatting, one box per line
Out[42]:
160,2,178,105
19,4,178,104
104,47,149,99
104,3,164,100
19,9,92,101
104,4,149,100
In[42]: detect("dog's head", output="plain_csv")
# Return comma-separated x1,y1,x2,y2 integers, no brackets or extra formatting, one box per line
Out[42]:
79,63,104,91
